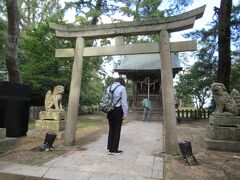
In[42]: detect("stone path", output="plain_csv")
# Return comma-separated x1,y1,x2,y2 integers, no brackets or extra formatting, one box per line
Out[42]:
0,121,163,180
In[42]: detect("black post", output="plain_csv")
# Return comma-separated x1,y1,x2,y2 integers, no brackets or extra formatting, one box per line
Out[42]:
177,109,180,118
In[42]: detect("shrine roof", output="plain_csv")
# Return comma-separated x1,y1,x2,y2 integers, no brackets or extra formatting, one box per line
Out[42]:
115,53,182,72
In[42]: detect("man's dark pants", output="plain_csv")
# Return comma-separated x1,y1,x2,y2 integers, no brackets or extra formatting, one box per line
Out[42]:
107,106,123,152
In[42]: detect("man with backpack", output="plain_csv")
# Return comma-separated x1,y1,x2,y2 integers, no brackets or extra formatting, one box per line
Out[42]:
105,77,128,155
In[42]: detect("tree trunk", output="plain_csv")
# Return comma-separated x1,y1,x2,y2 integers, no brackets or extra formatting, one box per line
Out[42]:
6,0,22,83
217,0,232,91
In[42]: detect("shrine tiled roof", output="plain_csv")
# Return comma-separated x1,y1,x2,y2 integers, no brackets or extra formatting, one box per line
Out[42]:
115,53,182,72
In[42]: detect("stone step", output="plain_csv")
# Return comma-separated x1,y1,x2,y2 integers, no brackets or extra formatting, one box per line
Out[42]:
137,94,160,97
133,108,163,112
128,111,163,121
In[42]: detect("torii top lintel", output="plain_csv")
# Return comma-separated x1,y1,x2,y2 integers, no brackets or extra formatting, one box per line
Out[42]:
49,5,206,39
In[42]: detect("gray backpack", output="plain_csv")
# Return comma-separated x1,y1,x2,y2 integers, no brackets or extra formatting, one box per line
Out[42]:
99,85,121,113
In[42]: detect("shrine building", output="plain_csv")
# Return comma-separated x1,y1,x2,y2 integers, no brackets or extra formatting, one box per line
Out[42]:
115,53,182,120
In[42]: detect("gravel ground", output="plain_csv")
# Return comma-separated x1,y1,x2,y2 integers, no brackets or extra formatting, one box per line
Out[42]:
164,119,240,180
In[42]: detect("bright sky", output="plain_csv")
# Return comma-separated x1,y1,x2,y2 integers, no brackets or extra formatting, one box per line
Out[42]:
62,0,239,41
62,0,239,33
61,0,239,76
170,0,219,42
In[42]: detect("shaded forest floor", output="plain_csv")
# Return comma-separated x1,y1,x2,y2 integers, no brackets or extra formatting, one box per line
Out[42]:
0,115,109,165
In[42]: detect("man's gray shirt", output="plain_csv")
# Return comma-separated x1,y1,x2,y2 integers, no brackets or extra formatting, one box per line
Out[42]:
107,82,128,118
141,98,152,110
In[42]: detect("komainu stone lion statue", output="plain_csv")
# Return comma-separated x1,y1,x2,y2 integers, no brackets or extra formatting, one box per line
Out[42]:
45,85,64,111
211,83,240,115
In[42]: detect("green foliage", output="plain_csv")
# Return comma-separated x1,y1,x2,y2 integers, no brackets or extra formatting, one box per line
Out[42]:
231,5,240,54
178,2,240,108
230,61,240,91
119,0,164,20
231,4,240,87
64,0,118,25
104,76,115,87
17,0,218,108
19,19,73,103
80,73,104,106
175,58,217,109
175,26,218,109
79,104,100,115
16,0,109,106
0,18,8,71
0,1,7,18
176,24,218,109
184,24,218,65
118,0,193,20
119,0,164,44
18,0,63,29
19,18,105,106
165,0,193,16
0,19,8,81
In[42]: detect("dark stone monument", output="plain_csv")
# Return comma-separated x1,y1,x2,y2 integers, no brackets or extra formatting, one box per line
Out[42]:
0,82,31,137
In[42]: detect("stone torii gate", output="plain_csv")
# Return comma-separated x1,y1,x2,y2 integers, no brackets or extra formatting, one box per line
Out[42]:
49,5,206,155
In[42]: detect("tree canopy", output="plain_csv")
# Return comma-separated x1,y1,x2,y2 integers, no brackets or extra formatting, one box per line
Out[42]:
0,19,8,71
175,1,240,109
1,0,239,110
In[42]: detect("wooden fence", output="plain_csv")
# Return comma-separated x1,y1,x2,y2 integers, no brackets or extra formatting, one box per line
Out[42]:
176,109,212,119
30,106,212,121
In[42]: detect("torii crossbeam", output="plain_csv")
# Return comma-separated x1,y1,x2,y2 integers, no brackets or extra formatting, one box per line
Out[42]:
50,5,206,155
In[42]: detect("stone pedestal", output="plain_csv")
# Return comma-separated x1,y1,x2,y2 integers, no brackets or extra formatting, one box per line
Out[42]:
39,111,66,121
206,125,240,141
209,114,240,127
203,114,240,152
35,119,66,131
28,110,66,139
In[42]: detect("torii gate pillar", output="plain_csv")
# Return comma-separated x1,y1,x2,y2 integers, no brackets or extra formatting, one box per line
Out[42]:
64,37,85,145
159,30,178,155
